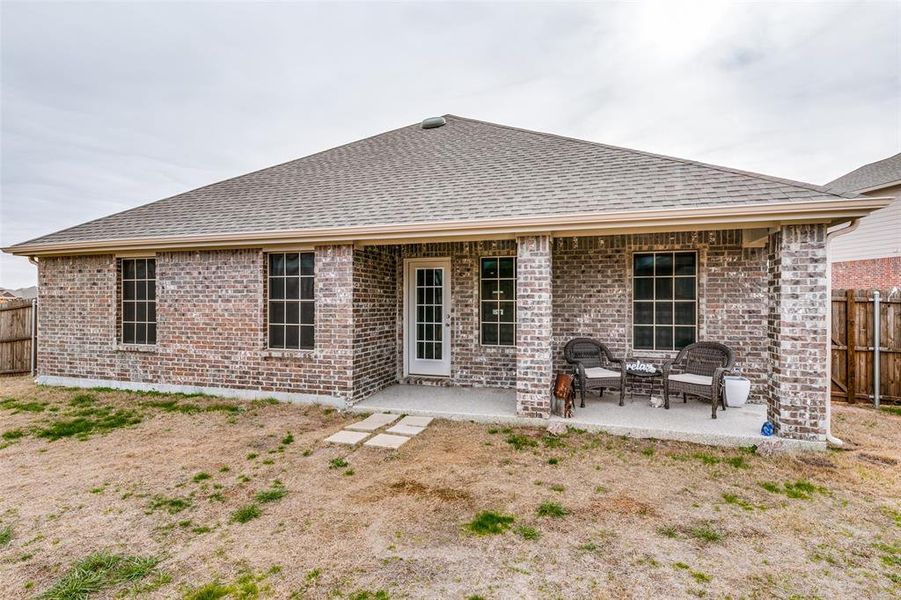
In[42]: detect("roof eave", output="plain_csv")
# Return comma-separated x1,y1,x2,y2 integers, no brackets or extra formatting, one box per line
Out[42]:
4,197,892,257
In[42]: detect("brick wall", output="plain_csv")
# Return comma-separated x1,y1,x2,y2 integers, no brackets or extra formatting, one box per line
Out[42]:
552,230,769,402
767,225,828,441
832,257,901,290
352,246,398,401
395,241,518,388
516,235,554,417
38,247,355,402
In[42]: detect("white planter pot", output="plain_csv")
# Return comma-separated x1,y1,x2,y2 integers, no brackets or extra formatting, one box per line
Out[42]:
723,376,750,408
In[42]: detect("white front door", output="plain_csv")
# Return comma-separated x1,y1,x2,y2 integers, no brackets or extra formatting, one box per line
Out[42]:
406,258,451,377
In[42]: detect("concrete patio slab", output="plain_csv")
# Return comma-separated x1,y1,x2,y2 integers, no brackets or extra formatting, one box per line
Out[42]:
386,423,426,436
397,415,433,427
323,430,370,445
345,412,400,432
364,433,410,449
353,384,820,449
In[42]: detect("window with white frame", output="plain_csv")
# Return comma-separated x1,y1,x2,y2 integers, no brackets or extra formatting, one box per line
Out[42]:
480,256,516,346
268,252,314,349
632,251,697,351
121,258,156,345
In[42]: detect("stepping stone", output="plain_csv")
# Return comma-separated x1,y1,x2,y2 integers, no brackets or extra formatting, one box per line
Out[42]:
397,415,433,427
386,423,426,437
345,413,400,432
363,433,410,449
323,430,370,445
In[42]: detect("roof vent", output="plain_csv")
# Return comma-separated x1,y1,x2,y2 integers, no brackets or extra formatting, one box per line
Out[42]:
421,116,446,129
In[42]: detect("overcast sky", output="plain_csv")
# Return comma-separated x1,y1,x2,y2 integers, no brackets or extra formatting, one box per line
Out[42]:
1,1,898,288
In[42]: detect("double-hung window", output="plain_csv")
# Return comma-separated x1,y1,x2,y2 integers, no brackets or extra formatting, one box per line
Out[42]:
480,256,516,346
632,251,697,351
121,258,156,345
268,252,314,349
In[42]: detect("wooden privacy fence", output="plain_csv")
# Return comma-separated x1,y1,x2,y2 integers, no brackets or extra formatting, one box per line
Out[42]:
831,289,901,405
0,299,35,375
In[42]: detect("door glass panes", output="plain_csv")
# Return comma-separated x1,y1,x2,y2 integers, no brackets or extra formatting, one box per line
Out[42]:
632,251,697,350
480,257,516,346
415,267,443,360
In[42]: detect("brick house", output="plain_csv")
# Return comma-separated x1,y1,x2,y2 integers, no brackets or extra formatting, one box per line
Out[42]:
825,152,901,290
4,116,891,444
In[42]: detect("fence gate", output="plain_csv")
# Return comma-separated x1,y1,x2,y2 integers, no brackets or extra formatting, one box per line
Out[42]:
0,299,35,375
831,289,901,405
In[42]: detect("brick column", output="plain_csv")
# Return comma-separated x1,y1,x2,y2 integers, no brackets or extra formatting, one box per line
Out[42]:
516,235,553,417
766,224,828,441
315,244,355,402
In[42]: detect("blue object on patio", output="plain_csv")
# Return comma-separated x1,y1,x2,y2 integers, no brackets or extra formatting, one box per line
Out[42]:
761,421,774,436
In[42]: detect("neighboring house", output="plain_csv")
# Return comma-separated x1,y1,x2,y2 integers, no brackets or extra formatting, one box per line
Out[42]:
0,289,19,304
826,152,901,289
3,115,890,443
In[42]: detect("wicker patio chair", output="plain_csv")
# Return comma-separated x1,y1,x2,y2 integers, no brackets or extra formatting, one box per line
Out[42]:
563,338,626,408
662,342,736,419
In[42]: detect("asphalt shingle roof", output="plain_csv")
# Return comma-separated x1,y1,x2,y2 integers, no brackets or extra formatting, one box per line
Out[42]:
826,152,901,194
13,115,859,249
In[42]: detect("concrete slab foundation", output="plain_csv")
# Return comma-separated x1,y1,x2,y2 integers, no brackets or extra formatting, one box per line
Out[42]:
354,384,825,450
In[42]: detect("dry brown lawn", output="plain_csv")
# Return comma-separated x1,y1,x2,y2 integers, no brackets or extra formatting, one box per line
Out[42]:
0,376,899,599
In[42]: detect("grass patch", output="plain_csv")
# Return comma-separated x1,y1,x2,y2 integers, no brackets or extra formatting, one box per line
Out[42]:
2,429,25,441
641,447,655,457
281,433,294,445
725,456,749,469
657,525,678,538
722,493,755,511
329,457,348,469
0,524,12,547
37,552,159,600
549,484,565,492
348,591,389,600
506,433,538,450
149,495,192,514
536,502,568,518
68,394,96,407
255,482,288,503
688,524,723,543
879,405,901,417
464,511,515,535
192,472,211,483
690,570,711,583
759,479,828,499
542,436,565,448
0,398,46,413
183,580,231,600
516,525,540,540
36,407,142,441
547,457,559,465
231,504,261,524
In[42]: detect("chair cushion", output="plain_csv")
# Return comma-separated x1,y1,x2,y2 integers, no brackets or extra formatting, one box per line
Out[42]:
668,373,713,386
584,367,620,379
